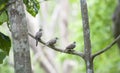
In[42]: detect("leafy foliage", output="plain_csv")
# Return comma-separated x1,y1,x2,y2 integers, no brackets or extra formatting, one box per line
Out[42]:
0,51,6,64
59,0,119,73
0,58,14,73
0,0,40,26
0,0,9,11
0,32,11,64
0,0,119,72
0,11,8,25
23,0,40,17
0,0,9,25
0,32,11,55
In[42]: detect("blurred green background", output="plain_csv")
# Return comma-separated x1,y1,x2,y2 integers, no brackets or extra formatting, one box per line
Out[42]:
0,0,120,73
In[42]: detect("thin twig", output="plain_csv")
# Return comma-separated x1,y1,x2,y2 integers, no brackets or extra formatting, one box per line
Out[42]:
92,34,120,59
28,32,84,58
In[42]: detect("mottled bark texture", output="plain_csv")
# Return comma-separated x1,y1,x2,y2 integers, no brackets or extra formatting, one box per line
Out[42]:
80,0,93,73
7,0,32,73
112,3,120,51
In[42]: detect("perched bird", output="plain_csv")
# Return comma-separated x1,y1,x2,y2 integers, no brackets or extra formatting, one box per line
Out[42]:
65,42,76,51
35,29,42,46
46,37,58,46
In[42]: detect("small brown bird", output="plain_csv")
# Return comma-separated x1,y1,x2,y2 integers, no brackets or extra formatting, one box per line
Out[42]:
46,37,58,46
65,42,76,51
35,29,42,46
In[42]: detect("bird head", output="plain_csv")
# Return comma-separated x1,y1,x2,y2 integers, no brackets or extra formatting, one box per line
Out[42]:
73,42,76,44
55,37,58,40
39,29,42,31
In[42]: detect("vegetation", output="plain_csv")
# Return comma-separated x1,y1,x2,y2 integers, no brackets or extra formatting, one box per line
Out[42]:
0,0,120,73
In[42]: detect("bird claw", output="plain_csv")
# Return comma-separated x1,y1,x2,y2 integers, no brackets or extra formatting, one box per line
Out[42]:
64,49,74,53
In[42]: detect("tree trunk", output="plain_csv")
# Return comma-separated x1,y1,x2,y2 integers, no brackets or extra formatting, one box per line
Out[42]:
7,0,32,73
80,0,94,73
85,59,94,73
112,2,120,51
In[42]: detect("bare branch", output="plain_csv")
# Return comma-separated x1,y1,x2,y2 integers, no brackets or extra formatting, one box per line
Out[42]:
92,34,120,59
28,32,84,58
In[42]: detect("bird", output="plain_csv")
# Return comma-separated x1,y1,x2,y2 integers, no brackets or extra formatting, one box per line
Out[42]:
65,42,76,51
46,37,58,46
35,29,42,46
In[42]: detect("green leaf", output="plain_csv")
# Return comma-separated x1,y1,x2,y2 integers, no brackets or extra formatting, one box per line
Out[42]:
0,32,11,55
0,51,6,64
23,0,40,17
0,11,8,25
0,0,8,11
0,1,13,26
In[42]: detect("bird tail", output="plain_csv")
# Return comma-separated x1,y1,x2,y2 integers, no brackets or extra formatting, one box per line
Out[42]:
36,40,38,46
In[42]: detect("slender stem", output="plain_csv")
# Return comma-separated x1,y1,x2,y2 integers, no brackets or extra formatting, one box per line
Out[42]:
92,34,120,59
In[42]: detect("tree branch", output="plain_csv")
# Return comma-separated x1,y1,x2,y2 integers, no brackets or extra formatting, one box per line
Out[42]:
80,0,94,73
92,34,120,59
28,32,84,58
80,0,91,58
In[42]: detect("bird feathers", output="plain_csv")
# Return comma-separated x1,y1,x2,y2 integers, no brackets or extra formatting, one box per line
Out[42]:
65,42,76,51
35,29,42,46
46,37,58,46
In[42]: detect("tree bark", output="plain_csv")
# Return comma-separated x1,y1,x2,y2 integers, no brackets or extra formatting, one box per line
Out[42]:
80,0,93,73
85,59,94,73
7,0,32,73
112,2,120,51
